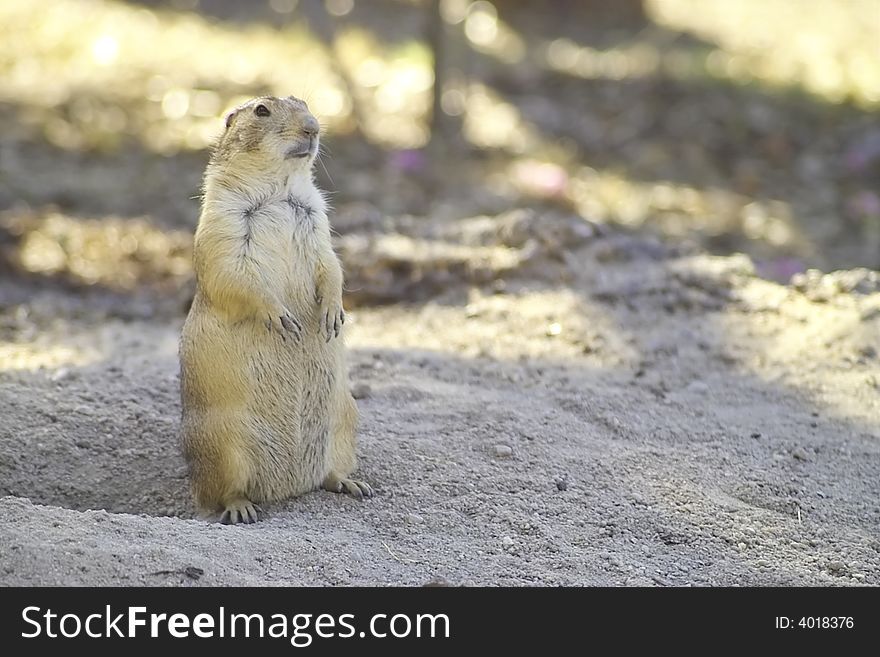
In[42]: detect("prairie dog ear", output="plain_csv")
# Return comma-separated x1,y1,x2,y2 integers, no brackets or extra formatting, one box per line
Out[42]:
224,110,237,129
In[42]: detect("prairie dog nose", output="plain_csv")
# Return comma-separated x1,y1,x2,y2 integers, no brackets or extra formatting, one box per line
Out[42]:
301,115,319,137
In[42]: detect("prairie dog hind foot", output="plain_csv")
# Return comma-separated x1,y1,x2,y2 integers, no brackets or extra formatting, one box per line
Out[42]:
219,498,261,525
322,473,374,499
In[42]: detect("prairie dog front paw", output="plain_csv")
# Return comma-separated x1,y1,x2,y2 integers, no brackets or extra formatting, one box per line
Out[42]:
266,308,302,340
318,298,344,342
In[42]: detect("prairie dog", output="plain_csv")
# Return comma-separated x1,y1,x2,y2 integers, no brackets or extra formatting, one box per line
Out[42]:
179,95,371,524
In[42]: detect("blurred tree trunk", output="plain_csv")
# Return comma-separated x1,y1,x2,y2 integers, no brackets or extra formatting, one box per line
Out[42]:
427,0,448,155
582,0,646,24
426,0,470,159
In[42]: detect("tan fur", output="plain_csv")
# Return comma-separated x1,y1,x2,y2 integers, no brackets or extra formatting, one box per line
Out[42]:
179,95,372,524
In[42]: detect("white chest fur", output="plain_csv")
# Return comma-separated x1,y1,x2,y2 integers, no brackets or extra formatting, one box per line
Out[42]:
198,176,329,309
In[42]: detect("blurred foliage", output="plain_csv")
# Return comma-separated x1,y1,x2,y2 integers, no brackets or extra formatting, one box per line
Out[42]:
0,0,878,304
0,0,437,151
650,0,880,107
0,209,191,290
2,0,876,151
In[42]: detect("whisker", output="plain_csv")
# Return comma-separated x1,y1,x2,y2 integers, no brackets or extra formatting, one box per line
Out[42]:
317,152,334,186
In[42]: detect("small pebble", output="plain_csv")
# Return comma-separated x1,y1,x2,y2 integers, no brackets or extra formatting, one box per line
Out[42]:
792,447,809,461
184,566,204,580
501,536,515,547
555,479,568,491
50,368,71,382
546,323,562,337
493,444,513,458
423,577,451,587
828,560,846,573
351,382,372,399
405,513,424,525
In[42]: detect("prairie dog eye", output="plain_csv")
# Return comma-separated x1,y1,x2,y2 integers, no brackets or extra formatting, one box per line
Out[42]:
254,104,271,117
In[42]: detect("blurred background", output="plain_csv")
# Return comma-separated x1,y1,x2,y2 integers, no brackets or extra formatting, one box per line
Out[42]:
0,0,878,315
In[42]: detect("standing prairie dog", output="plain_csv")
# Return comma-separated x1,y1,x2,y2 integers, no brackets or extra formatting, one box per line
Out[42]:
179,95,372,524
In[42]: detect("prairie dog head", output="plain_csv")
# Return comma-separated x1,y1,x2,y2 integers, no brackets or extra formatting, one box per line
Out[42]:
212,95,320,176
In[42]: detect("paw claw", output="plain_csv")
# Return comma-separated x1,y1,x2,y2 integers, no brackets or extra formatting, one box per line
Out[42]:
343,479,372,499
320,304,345,341
275,310,302,340
355,481,374,498
323,475,373,500
219,500,260,525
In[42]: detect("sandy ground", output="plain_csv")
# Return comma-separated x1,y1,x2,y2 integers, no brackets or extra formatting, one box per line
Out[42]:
1,216,878,586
